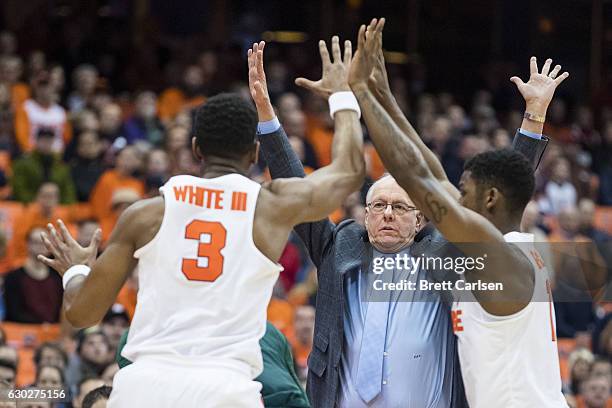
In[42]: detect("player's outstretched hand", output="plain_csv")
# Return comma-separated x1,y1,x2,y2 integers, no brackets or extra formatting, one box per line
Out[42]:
348,17,385,89
38,219,102,275
247,41,275,122
368,46,391,100
510,57,569,113
295,36,352,99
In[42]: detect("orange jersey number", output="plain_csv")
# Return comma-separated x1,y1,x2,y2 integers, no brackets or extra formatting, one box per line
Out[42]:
181,220,227,282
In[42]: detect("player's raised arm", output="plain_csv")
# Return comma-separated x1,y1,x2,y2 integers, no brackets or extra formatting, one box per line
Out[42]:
38,198,163,328
265,35,365,225
367,39,459,199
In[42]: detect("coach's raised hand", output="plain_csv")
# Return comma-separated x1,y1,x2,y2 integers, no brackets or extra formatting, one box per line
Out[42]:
38,219,101,275
511,57,569,134
295,36,352,99
247,41,275,122
348,18,385,89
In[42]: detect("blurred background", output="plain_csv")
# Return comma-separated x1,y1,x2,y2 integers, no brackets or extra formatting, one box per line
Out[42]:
0,0,610,407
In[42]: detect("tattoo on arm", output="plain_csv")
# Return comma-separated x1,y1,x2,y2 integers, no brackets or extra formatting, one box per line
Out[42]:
425,192,448,222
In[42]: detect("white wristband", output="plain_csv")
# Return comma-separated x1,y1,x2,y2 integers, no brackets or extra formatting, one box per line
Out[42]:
63,265,91,290
328,91,361,119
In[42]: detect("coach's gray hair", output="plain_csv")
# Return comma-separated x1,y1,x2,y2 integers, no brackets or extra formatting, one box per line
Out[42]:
365,173,395,203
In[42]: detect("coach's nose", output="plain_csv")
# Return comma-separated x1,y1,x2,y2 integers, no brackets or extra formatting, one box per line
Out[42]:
383,204,394,221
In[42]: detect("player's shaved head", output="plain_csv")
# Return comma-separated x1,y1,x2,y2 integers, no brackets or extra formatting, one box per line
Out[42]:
194,93,257,160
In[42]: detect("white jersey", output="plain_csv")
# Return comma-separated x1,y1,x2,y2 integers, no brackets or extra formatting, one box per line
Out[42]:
451,232,568,408
122,174,282,378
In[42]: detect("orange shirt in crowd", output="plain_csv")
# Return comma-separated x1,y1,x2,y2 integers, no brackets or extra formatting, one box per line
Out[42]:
285,326,312,371
267,297,294,336
9,202,92,267
89,170,145,222
576,396,612,408
157,88,206,121
116,284,137,320
11,83,30,109
366,143,386,180
305,125,333,167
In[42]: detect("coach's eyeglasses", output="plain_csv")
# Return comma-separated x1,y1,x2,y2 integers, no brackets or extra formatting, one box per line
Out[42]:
367,201,418,216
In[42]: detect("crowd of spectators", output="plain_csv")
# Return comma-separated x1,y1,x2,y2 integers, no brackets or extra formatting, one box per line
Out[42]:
0,17,610,407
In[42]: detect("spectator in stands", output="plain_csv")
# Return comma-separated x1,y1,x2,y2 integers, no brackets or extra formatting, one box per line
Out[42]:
158,65,207,122
98,103,124,148
98,188,140,241
288,305,315,382
14,71,71,153
34,342,68,372
4,227,63,323
594,121,612,204
0,55,29,109
542,156,577,214
0,359,16,388
281,109,319,170
172,147,201,176
165,125,190,175
0,327,5,345
11,127,76,204
578,374,611,408
73,377,105,408
579,198,612,244
568,348,595,396
591,359,612,383
70,131,104,201
76,220,101,249
65,329,112,394
100,304,129,355
89,146,144,222
67,64,98,114
82,385,112,408
0,83,15,153
123,91,164,145
36,364,64,389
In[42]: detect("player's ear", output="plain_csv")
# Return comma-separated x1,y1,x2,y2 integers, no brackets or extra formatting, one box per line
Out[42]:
485,187,500,211
191,137,203,161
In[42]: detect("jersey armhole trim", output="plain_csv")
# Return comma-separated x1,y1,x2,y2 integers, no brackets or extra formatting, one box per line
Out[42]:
133,194,168,259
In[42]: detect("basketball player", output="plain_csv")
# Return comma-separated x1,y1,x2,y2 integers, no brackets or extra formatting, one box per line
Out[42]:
37,36,365,407
349,18,571,407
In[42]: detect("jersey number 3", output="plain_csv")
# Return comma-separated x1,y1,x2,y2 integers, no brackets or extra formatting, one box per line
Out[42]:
181,220,227,282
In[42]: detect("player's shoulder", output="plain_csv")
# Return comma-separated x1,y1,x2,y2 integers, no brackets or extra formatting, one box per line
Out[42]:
115,196,165,247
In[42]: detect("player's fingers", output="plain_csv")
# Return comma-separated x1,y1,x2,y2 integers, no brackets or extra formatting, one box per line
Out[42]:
46,224,65,249
510,76,525,87
357,24,366,50
530,56,538,75
88,228,102,253
256,49,265,78
343,40,352,65
554,71,569,85
331,36,341,63
41,231,62,259
295,77,317,91
541,58,552,76
318,40,331,67
259,41,265,51
549,64,561,79
37,254,60,271
57,219,78,246
375,17,386,34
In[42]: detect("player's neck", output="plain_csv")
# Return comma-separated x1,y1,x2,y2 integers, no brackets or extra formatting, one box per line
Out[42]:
491,215,521,235
202,158,249,179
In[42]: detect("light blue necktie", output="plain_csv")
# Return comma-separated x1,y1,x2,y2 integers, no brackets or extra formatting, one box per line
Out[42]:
355,269,391,403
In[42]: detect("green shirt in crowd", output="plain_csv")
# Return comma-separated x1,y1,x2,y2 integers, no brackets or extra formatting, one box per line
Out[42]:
116,322,310,408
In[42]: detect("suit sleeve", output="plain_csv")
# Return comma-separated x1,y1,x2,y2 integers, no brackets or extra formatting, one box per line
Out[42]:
257,126,335,269
511,130,549,170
